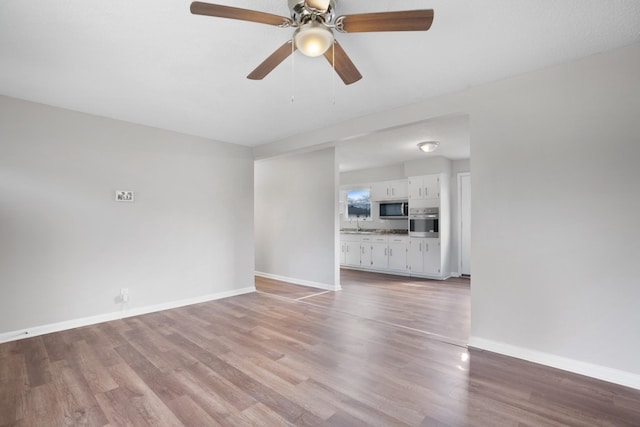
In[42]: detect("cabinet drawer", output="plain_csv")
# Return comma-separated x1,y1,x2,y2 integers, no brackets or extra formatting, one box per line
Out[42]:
389,236,409,244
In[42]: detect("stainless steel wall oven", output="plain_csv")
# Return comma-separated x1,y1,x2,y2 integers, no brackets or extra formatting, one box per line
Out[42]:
409,207,439,237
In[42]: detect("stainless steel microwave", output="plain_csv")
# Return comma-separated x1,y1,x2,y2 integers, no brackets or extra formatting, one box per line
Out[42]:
379,201,409,219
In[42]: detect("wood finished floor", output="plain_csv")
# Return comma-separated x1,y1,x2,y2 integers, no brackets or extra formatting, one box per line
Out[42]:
258,270,471,347
1,272,639,426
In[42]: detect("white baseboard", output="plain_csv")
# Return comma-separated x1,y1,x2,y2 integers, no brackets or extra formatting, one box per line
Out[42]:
0,286,255,344
468,336,640,391
255,271,341,292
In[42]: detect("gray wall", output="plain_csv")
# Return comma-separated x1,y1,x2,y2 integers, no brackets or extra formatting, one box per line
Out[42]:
255,148,339,289
0,96,255,335
257,42,640,386
467,44,640,379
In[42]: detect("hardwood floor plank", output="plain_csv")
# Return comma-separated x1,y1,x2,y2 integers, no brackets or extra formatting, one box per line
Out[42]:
49,359,110,426
165,395,223,427
217,350,336,421
96,362,183,427
16,337,51,388
0,352,28,425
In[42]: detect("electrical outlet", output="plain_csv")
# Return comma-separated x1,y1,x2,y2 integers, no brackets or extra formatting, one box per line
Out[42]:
120,288,129,303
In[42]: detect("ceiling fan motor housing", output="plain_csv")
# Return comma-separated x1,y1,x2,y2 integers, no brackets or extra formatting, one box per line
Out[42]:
288,0,336,25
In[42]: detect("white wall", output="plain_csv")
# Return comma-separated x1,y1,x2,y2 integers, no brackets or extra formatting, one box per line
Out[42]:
0,96,255,338
255,148,339,290
340,163,405,185
466,43,640,384
256,42,640,388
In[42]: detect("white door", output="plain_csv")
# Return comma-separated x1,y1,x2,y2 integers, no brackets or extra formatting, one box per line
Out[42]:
459,173,471,276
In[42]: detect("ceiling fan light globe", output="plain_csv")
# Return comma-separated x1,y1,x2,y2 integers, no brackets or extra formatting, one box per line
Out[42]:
294,22,334,57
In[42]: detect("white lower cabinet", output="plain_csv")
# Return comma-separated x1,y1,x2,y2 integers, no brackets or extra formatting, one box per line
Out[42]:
408,237,441,276
341,233,405,273
360,235,388,268
342,234,362,267
388,236,408,272
371,240,389,269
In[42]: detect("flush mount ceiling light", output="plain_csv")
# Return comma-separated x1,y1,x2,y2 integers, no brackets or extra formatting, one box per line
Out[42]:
418,141,440,152
294,21,335,57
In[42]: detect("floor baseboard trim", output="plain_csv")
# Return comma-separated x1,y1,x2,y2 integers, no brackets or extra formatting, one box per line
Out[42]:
468,336,640,390
0,286,256,344
255,271,341,292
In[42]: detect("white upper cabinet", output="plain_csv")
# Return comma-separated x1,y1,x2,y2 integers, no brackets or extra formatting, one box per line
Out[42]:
408,175,440,201
370,179,408,201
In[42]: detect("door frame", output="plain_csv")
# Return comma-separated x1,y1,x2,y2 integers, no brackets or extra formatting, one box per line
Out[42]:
457,172,471,276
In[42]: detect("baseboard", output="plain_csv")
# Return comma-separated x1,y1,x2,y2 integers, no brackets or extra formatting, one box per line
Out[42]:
468,336,640,391
0,286,255,344
255,271,341,292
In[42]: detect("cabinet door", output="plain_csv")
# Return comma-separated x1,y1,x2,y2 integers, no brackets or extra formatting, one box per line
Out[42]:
360,244,372,267
423,238,441,275
370,182,386,202
388,241,407,271
407,238,424,273
423,175,440,200
345,241,361,266
389,180,408,200
408,177,423,200
371,242,389,269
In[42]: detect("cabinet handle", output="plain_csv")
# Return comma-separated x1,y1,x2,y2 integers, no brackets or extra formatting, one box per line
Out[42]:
419,243,422,252
426,243,429,252
389,248,393,256
386,188,389,196
419,188,422,197
425,187,428,196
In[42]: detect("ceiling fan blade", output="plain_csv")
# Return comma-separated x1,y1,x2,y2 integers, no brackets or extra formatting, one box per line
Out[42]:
190,2,293,27
323,41,362,85
247,41,296,80
336,10,433,33
305,0,331,12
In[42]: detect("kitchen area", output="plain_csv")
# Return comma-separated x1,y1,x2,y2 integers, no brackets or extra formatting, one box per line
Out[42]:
340,170,455,279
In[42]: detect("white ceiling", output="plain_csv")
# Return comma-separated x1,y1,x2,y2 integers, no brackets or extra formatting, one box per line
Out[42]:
337,114,469,172
1,0,639,153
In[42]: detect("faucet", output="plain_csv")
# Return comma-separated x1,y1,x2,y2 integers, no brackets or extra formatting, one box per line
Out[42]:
356,216,361,232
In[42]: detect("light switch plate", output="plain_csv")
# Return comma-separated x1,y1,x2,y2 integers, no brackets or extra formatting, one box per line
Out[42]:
115,190,134,202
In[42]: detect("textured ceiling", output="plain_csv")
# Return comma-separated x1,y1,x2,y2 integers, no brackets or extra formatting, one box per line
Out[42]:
1,0,639,148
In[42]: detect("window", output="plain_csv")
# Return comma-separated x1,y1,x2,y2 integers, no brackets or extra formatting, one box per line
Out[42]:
347,189,371,220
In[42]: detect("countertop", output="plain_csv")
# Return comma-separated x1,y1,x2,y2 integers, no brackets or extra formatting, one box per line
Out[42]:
340,229,409,236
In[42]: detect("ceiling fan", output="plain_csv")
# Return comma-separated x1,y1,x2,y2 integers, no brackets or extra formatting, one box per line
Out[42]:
190,0,434,85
